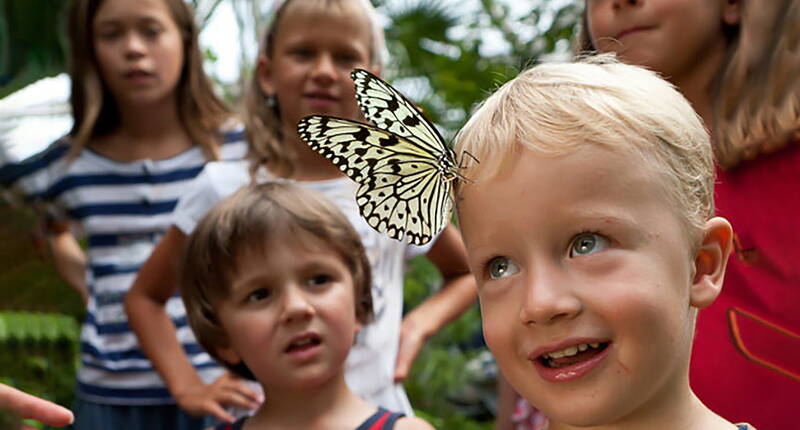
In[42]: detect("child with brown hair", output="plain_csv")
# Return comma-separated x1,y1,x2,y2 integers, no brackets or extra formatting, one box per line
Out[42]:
181,182,433,430
455,56,752,429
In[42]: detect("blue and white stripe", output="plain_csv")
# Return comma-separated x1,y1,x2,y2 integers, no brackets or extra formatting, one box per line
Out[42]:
0,129,247,405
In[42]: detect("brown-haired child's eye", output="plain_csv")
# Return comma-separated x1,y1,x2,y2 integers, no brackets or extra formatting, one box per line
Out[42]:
246,288,270,303
308,274,332,286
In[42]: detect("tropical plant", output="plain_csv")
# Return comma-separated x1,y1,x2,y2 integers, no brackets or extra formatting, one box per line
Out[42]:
0,0,69,98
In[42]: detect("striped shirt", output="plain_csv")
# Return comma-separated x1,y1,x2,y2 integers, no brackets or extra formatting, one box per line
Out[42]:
0,129,247,404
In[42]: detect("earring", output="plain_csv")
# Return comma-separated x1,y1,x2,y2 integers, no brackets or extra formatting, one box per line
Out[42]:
265,94,276,108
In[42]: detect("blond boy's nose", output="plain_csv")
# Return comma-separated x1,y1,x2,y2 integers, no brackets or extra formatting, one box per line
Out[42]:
519,272,582,326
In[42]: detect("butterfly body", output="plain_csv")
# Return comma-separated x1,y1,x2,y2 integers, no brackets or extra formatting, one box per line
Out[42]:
298,69,463,245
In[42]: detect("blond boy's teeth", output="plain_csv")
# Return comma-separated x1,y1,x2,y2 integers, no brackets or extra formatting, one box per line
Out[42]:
544,343,601,359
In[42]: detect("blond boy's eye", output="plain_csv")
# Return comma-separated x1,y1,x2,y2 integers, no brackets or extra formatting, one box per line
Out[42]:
569,233,609,257
486,256,519,280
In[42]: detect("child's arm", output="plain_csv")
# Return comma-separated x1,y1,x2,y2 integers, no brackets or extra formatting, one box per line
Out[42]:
46,223,89,305
393,224,477,381
124,227,261,422
396,416,437,430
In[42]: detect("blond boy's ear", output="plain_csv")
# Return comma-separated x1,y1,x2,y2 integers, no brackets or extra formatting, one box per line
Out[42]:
690,217,734,309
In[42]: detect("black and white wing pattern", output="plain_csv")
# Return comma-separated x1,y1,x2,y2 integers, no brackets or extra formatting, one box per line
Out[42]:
297,69,460,245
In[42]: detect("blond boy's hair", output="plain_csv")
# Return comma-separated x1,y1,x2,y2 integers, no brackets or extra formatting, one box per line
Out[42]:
180,183,373,377
455,55,714,241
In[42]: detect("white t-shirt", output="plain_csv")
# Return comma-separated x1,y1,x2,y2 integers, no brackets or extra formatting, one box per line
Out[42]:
173,160,434,415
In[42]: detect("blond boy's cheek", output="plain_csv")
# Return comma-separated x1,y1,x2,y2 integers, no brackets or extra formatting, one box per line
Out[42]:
480,304,517,359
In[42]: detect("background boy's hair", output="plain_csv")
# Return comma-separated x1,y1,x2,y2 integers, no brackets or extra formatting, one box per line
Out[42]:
180,182,373,378
67,0,230,161
576,1,800,169
243,0,387,178
455,55,714,243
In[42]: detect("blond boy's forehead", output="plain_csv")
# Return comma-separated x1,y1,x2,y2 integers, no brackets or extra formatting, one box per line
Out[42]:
455,57,714,240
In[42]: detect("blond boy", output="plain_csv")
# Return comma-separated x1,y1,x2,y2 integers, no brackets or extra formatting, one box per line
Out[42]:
454,56,751,429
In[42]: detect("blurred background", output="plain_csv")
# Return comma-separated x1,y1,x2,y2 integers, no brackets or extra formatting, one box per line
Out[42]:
0,0,581,428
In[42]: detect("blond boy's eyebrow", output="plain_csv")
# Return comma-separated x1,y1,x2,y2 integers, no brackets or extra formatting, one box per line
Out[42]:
577,212,639,226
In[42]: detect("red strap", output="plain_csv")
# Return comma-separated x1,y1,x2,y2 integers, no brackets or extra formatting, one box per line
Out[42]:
367,411,390,430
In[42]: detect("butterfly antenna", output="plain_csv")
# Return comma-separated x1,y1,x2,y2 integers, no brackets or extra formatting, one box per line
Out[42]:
459,150,480,168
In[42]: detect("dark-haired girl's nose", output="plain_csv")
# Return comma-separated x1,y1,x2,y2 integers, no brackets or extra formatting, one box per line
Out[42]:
310,54,336,85
124,34,147,59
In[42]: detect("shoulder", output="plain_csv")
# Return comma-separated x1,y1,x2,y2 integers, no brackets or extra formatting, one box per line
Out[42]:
195,160,250,196
217,120,247,159
0,138,71,199
219,123,246,144
0,138,69,179
393,416,435,430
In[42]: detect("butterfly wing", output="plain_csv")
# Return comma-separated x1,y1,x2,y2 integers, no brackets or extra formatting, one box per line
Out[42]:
298,115,451,245
351,68,455,164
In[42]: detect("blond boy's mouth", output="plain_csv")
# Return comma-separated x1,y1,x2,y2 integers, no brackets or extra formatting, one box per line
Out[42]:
538,342,610,369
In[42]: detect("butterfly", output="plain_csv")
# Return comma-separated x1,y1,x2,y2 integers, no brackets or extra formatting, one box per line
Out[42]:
298,69,468,246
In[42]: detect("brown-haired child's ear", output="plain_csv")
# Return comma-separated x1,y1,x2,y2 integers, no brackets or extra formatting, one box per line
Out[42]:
690,217,733,309
721,0,742,26
216,345,242,367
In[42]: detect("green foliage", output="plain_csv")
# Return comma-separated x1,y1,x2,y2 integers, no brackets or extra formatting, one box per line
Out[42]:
0,0,69,98
0,206,83,425
403,256,492,429
0,311,80,429
382,0,581,137
0,206,86,319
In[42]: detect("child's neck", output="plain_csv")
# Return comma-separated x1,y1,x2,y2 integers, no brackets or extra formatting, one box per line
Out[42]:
670,44,728,131
247,372,373,430
92,94,192,162
281,127,347,182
